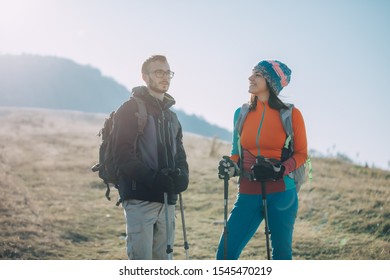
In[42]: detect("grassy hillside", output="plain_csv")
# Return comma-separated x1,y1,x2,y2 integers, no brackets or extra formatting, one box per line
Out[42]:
0,107,389,260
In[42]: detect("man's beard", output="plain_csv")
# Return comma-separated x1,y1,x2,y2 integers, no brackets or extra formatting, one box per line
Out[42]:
148,77,168,94
149,84,167,94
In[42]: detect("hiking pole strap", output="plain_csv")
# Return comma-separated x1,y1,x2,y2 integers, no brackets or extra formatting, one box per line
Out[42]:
105,183,111,201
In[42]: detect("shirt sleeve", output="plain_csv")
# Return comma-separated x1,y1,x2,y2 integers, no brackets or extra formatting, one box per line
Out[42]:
230,107,241,163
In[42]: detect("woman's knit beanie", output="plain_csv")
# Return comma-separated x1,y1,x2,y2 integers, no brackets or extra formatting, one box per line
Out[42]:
254,60,292,95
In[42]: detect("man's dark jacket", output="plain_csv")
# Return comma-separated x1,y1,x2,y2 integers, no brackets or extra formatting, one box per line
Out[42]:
112,86,189,204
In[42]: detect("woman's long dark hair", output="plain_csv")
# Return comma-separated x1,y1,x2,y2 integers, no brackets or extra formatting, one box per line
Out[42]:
249,80,288,111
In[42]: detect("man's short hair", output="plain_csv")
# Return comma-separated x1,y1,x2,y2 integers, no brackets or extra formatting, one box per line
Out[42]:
141,55,168,74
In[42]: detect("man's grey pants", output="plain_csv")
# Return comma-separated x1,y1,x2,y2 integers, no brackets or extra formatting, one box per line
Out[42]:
122,199,175,260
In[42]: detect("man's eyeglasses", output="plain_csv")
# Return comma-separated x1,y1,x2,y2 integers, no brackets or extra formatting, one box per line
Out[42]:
150,70,175,79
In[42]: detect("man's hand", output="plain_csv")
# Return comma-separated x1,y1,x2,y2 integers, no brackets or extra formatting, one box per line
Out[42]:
154,168,175,194
172,168,189,194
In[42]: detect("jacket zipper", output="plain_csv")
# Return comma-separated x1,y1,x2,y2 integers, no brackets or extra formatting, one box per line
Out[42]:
167,121,172,150
256,102,266,156
161,111,170,167
156,100,170,168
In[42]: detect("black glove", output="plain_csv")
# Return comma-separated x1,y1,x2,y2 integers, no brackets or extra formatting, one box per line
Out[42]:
251,156,285,182
172,168,189,194
154,168,175,194
218,156,239,180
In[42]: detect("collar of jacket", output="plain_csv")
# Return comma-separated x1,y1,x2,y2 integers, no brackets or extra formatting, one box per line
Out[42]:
131,86,176,110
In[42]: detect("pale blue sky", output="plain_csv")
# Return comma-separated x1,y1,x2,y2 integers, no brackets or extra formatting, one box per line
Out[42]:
1,0,389,170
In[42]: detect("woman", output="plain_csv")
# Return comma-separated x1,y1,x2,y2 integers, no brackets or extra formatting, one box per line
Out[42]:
216,60,308,260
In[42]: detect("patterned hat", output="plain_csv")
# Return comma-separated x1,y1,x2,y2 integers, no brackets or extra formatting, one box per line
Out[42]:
253,60,292,95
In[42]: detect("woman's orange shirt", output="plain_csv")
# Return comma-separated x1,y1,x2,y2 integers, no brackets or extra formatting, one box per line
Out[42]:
231,100,307,172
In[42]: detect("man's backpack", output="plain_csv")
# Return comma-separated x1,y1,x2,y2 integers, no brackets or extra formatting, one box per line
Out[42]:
235,103,311,191
91,96,148,205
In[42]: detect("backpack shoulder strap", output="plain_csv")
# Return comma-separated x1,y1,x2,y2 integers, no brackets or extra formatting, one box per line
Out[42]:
280,103,312,191
280,103,294,151
235,103,251,135
132,96,148,135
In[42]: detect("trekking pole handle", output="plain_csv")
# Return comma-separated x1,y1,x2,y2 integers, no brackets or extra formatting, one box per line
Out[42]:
223,177,228,198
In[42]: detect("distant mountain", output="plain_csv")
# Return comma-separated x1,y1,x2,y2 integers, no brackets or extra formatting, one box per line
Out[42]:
0,54,232,141
0,54,129,113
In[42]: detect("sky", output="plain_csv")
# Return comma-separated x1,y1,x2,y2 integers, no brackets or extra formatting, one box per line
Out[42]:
1,0,389,170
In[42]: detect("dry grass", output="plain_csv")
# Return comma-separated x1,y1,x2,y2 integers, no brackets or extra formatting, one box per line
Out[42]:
0,107,389,260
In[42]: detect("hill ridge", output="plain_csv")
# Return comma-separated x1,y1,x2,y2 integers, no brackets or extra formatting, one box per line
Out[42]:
0,53,232,141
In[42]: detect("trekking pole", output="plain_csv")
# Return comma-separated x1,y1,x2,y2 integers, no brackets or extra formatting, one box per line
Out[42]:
261,181,271,260
164,192,173,260
223,176,229,260
179,193,189,260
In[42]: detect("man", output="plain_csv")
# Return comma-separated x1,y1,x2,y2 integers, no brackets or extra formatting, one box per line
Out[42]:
112,55,189,260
